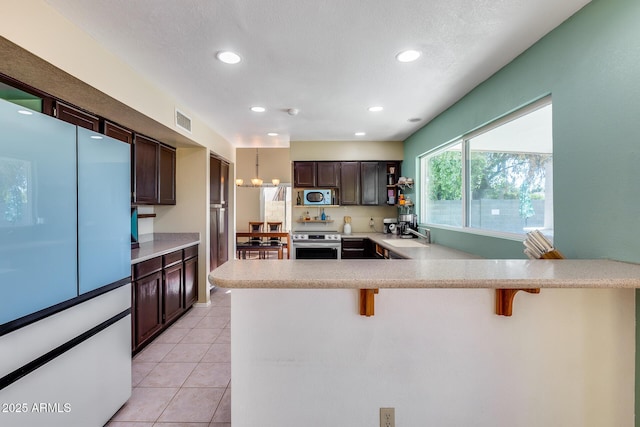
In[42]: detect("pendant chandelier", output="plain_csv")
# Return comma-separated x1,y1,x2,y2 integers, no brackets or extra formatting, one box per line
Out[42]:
235,148,280,187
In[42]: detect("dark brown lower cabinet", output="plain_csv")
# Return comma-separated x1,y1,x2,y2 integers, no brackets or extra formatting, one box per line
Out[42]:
342,237,376,259
132,244,199,353
163,261,183,325
184,246,198,307
133,267,163,348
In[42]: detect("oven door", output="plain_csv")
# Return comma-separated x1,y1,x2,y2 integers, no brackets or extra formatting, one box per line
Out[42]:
292,242,341,259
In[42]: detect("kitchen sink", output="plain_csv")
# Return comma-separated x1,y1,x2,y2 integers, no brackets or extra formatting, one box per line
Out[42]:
382,239,428,248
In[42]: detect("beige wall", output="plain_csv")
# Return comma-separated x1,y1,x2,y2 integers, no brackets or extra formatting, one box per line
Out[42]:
290,140,403,161
154,148,209,300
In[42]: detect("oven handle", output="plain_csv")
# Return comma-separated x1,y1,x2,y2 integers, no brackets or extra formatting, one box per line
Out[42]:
292,242,341,248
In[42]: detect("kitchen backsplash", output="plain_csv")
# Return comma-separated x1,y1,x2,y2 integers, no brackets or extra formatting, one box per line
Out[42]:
293,205,396,234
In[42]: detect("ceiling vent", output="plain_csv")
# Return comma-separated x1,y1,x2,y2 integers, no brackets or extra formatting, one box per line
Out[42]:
175,109,192,133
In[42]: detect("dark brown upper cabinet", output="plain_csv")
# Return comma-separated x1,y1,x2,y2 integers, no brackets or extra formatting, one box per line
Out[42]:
360,162,380,206
316,162,340,187
293,162,316,187
103,120,133,144
210,156,229,205
339,162,360,205
294,161,341,188
54,100,99,131
221,161,229,206
133,135,159,204
159,144,176,205
133,134,176,205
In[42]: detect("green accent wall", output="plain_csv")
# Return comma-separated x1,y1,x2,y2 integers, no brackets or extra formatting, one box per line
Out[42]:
402,0,640,423
405,0,640,263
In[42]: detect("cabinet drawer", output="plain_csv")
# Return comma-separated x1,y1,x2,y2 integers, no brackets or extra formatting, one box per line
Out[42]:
342,238,365,249
163,250,183,267
184,245,198,260
133,256,162,279
342,248,365,259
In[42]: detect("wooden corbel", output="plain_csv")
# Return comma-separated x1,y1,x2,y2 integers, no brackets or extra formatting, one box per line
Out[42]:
359,289,379,317
495,288,540,316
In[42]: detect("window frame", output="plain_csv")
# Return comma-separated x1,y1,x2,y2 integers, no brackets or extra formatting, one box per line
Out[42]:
419,96,553,241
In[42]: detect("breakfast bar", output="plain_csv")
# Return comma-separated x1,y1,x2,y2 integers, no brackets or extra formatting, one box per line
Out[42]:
209,245,640,427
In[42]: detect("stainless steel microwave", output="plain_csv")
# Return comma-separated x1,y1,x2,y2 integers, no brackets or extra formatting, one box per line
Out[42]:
303,189,332,205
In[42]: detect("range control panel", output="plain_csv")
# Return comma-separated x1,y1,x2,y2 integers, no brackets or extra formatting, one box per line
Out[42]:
291,233,341,241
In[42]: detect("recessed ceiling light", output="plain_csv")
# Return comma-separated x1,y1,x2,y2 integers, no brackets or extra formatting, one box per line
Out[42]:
216,51,241,64
17,110,33,115
251,106,266,113
396,49,421,63
90,135,103,139
355,132,366,136
267,132,278,136
368,106,384,112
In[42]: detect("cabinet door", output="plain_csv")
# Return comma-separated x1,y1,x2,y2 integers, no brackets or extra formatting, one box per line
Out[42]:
163,262,183,324
316,162,340,187
103,121,133,144
218,208,228,267
159,144,176,205
54,101,99,131
221,161,229,206
210,208,220,271
209,157,229,205
210,207,228,271
339,162,360,205
134,271,163,347
184,255,198,307
133,135,159,204
294,162,316,187
360,161,380,205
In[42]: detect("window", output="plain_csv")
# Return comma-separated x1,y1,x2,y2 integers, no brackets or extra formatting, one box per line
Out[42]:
420,98,553,238
261,185,292,231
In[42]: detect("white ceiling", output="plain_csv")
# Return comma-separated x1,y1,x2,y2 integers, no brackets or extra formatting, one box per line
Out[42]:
45,0,589,148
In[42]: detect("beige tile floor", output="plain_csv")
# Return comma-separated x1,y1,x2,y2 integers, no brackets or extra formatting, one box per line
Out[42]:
106,288,232,427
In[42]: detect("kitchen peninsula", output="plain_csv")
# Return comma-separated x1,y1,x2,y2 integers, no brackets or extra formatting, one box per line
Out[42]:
209,238,640,427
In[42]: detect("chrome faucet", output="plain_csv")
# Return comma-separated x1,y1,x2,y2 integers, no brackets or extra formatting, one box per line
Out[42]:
406,227,431,243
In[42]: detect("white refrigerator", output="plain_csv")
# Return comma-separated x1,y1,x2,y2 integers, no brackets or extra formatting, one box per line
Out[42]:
0,98,132,426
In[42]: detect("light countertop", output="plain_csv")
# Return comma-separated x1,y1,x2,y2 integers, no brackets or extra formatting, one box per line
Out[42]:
208,233,640,289
132,233,200,264
344,232,475,259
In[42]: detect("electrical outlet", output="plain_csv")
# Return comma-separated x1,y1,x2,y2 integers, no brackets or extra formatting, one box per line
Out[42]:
380,407,395,427
369,217,375,227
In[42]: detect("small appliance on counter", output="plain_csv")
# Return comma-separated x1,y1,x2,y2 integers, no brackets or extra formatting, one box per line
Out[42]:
383,218,398,234
398,213,418,238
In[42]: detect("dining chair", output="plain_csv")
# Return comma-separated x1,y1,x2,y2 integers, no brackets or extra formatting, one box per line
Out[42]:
248,221,265,258
266,221,282,244
266,221,285,258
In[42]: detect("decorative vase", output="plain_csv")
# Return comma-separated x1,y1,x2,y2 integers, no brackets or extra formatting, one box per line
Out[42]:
343,223,351,235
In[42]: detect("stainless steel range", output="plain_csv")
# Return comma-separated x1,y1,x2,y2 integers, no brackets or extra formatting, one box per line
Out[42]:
290,232,341,259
